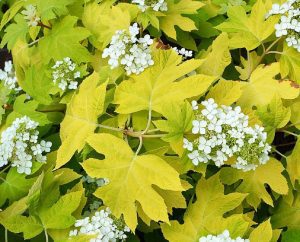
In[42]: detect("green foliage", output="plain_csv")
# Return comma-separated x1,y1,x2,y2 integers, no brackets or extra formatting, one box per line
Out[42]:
0,0,300,241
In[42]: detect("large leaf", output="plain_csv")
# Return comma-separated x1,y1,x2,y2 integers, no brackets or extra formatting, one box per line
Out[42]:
55,72,107,169
82,133,184,231
114,48,215,115
161,174,249,242
159,0,204,39
216,0,279,50
220,158,289,209
38,16,91,63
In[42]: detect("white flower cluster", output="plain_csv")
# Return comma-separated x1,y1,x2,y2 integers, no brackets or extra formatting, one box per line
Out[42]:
0,116,52,175
267,0,300,52
21,5,40,27
69,208,130,242
173,47,193,59
52,57,81,92
102,23,154,75
184,99,271,171
0,61,21,92
132,0,167,12
199,230,249,242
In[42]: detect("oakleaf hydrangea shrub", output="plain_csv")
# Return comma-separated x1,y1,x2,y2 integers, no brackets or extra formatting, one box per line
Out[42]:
0,0,299,241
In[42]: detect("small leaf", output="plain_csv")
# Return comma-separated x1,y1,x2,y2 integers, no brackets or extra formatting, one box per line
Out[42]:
206,79,243,106
197,33,231,77
161,174,249,242
220,158,288,208
38,16,91,63
159,0,204,39
1,14,29,50
216,0,279,50
249,219,273,242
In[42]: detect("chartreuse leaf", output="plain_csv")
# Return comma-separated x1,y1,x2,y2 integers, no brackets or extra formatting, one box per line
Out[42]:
6,94,61,126
206,79,243,106
82,133,184,231
82,3,131,49
216,0,279,50
235,51,260,80
286,140,300,188
34,0,76,21
220,158,288,209
272,192,300,229
154,101,194,155
1,14,29,50
38,16,91,63
55,72,107,169
39,191,83,229
159,0,204,39
289,96,300,130
197,33,231,77
237,63,299,108
0,168,35,207
279,42,300,83
282,229,300,242
161,174,249,242
23,65,54,104
114,48,215,115
0,0,25,30
249,219,273,242
256,95,291,142
2,191,83,239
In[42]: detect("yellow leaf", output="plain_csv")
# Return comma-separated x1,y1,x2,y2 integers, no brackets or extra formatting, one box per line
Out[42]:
161,174,249,242
206,79,243,106
197,33,232,77
279,42,300,83
249,219,273,242
114,48,215,115
82,133,183,231
55,72,107,169
82,3,131,49
216,0,279,50
287,140,300,187
289,96,300,129
237,63,299,108
159,0,204,39
220,158,288,209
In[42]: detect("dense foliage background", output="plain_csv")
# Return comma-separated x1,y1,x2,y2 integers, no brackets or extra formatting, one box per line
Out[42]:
0,0,300,241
